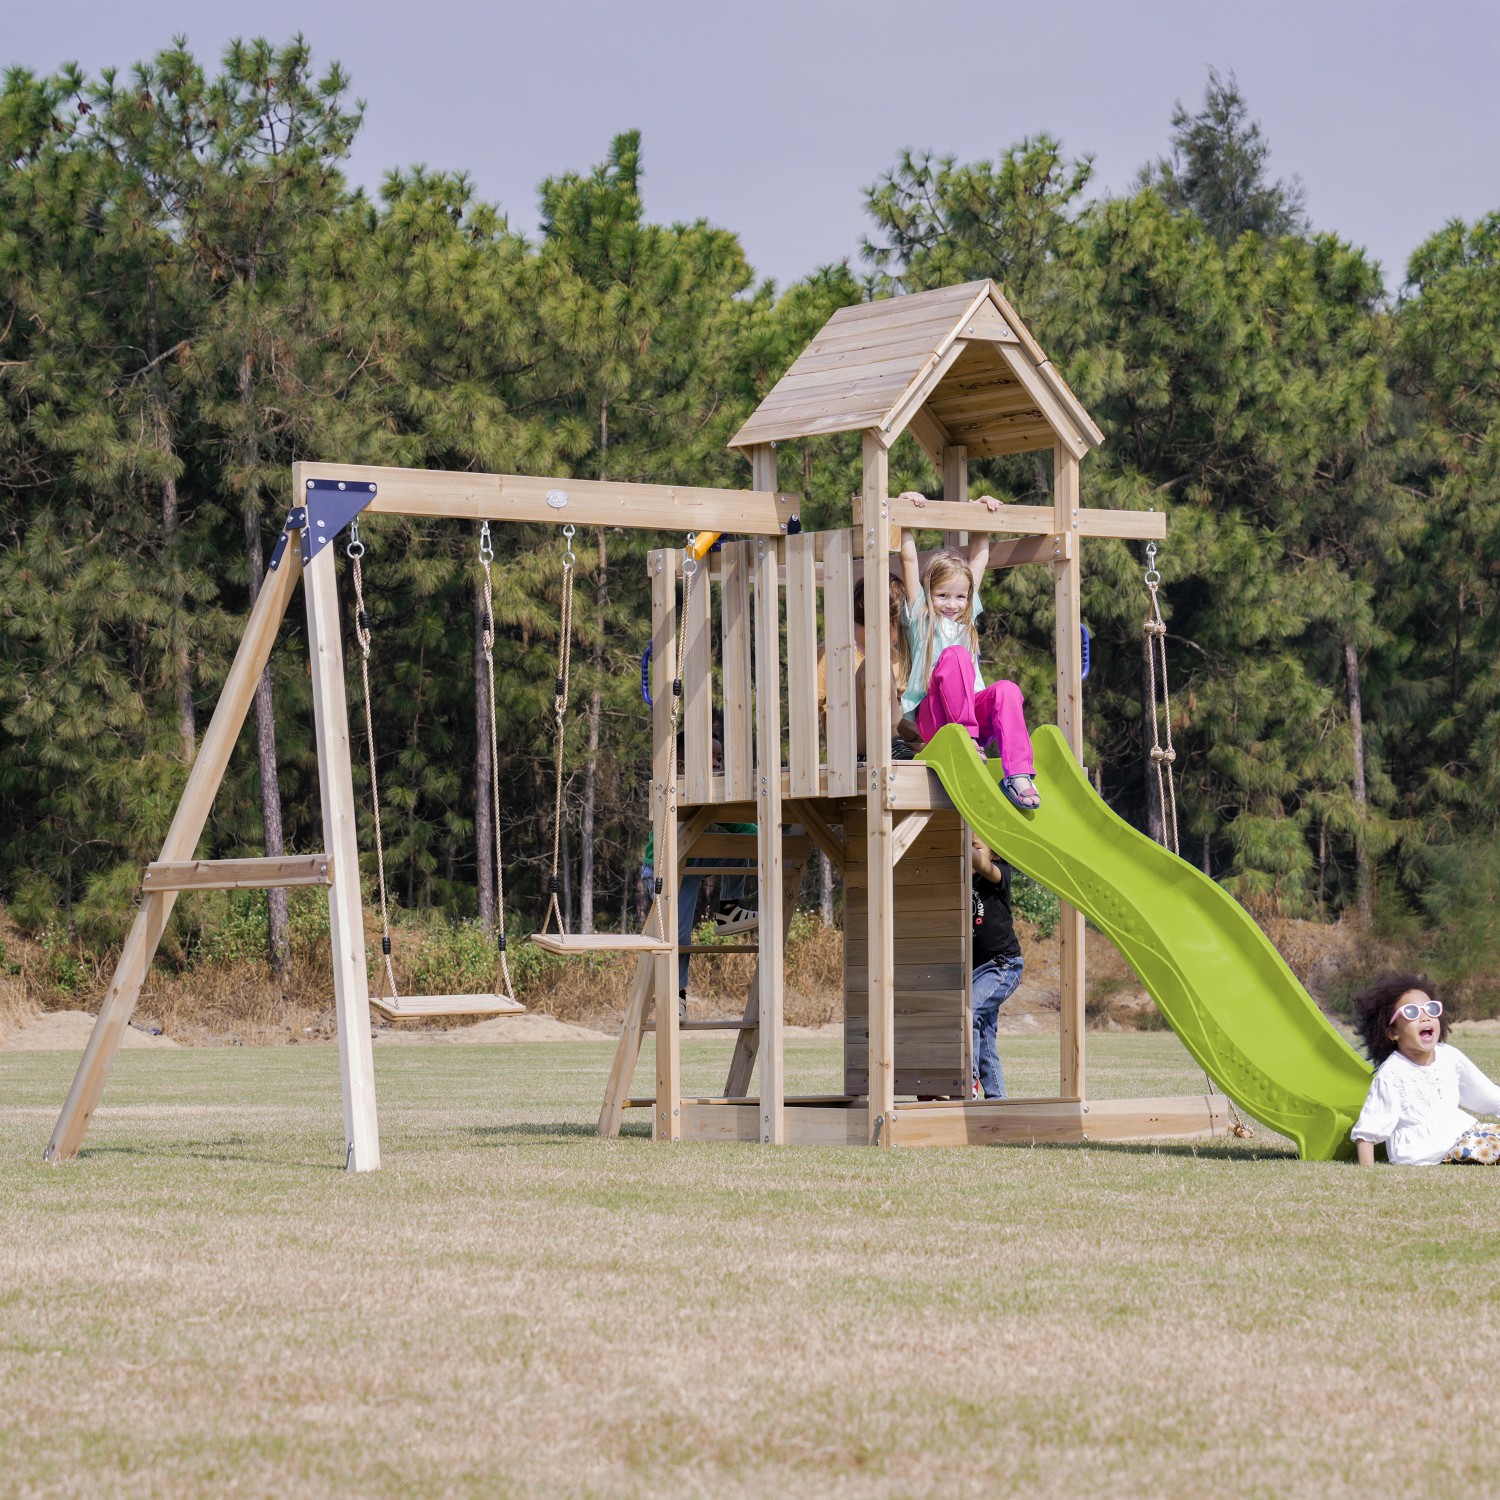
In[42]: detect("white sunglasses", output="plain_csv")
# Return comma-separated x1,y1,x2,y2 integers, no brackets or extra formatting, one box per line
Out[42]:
1391,999,1442,1023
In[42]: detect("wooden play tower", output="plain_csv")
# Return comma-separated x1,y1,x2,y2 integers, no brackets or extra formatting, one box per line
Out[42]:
47,280,1226,1172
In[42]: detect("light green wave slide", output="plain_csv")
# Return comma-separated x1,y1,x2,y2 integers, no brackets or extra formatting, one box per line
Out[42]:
917,723,1373,1160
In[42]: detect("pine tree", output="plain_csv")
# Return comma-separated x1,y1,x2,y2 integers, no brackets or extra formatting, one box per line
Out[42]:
1141,68,1308,248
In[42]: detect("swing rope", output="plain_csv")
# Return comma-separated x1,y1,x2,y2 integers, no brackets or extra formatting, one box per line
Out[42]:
479,522,516,1002
347,520,399,1008
536,526,696,946
539,526,577,938
1143,541,1252,1141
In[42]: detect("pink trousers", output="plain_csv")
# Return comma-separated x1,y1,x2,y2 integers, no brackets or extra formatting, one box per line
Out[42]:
916,646,1035,776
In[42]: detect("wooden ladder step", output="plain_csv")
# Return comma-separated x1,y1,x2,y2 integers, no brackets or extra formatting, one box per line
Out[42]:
644,1018,757,1032
142,855,333,892
625,1094,856,1108
529,933,673,956
683,942,759,954
370,993,525,1020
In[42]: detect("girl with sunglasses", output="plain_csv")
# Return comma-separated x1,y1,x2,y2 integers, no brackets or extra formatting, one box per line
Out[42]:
1349,972,1500,1165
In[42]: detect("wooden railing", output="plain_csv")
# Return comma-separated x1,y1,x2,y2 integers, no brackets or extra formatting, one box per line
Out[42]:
662,529,864,805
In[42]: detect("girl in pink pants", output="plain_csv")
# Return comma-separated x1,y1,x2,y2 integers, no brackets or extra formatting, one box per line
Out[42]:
898,493,1040,810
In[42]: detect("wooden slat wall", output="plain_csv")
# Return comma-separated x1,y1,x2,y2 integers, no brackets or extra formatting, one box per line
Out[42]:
682,554,714,804
785,533,820,796
720,542,754,800
843,804,970,1098
822,530,858,796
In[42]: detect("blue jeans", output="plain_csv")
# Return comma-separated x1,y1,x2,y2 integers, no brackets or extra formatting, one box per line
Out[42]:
972,954,1025,1099
643,861,749,991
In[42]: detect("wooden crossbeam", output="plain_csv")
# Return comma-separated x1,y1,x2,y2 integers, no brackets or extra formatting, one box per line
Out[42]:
302,461,799,537
142,855,332,892
644,1019,757,1032
859,494,1166,542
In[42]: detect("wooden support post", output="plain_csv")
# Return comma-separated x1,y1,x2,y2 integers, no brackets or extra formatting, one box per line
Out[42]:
723,855,803,1099
300,504,381,1173
651,549,681,1141
941,442,968,551
750,443,785,1145
1053,444,1085,1101
862,432,897,1145
597,952,656,1138
596,813,716,1136
47,538,305,1163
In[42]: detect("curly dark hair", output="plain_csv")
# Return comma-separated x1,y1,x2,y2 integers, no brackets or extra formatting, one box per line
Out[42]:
1351,971,1448,1065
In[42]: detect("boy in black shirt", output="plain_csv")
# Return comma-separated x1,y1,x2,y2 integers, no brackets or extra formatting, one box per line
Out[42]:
972,838,1024,1099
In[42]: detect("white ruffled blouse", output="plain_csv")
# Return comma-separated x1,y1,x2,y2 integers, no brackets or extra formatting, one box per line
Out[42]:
1351,1044,1500,1165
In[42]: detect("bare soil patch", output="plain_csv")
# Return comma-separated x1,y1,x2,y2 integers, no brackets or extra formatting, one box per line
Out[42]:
0,906,1392,1051
0,1010,180,1053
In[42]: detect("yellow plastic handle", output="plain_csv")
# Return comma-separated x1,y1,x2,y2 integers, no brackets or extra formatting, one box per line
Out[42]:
688,532,721,561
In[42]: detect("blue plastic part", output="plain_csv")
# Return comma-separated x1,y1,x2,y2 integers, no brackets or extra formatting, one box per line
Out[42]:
640,641,653,708
1080,623,1092,682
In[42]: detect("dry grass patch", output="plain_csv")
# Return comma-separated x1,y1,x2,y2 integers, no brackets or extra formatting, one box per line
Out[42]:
6,1032,1500,1497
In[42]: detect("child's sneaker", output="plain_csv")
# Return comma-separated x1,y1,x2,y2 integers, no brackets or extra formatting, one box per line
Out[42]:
890,736,915,762
714,902,759,936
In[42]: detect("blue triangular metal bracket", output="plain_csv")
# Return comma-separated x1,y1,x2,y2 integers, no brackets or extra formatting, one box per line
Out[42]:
268,506,306,573
299,478,379,565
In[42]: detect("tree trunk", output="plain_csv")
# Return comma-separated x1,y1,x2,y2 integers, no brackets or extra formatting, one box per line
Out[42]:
1143,637,1165,845
818,848,834,928
562,824,574,934
1316,820,1328,918
162,469,196,763
143,273,195,764
243,495,291,977
239,348,290,978
474,569,495,934
1345,639,1372,924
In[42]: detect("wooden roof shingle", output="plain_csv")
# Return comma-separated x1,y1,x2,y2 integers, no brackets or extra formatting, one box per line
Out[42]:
727,279,1103,460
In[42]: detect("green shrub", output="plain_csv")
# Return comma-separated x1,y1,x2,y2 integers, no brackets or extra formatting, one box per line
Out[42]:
1012,874,1059,938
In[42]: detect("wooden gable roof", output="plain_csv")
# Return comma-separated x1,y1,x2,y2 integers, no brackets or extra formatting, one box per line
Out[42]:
727,279,1103,461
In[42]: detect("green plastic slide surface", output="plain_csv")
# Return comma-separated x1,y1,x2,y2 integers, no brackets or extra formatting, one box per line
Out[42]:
918,723,1372,1160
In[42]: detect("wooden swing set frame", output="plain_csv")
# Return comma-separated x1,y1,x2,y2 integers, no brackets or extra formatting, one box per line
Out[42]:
46,280,1229,1174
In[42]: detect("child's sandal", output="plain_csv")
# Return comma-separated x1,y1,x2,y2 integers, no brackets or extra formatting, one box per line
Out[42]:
1000,773,1040,811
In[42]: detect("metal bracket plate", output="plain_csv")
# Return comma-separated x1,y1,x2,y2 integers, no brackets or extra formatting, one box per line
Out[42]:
299,478,379,565
268,507,307,573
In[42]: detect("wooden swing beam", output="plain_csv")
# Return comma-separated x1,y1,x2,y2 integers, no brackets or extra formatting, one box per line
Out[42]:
46,461,798,1173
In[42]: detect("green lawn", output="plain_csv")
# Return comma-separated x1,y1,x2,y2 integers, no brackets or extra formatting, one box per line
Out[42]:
4,1031,1500,1499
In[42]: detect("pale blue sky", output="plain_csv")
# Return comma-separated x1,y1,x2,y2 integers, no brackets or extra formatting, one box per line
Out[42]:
7,0,1498,294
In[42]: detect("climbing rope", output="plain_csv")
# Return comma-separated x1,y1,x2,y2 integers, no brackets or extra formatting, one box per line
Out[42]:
1143,541,1251,1141
347,519,399,1007
478,521,516,1002
1142,541,1180,858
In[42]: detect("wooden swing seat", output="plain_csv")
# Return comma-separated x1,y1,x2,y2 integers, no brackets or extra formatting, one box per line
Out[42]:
369,993,526,1020
529,932,673,956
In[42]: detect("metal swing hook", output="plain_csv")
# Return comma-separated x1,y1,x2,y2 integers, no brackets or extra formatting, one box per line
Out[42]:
1144,541,1161,589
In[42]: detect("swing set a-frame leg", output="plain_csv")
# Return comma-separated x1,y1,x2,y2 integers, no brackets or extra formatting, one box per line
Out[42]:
47,545,309,1164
